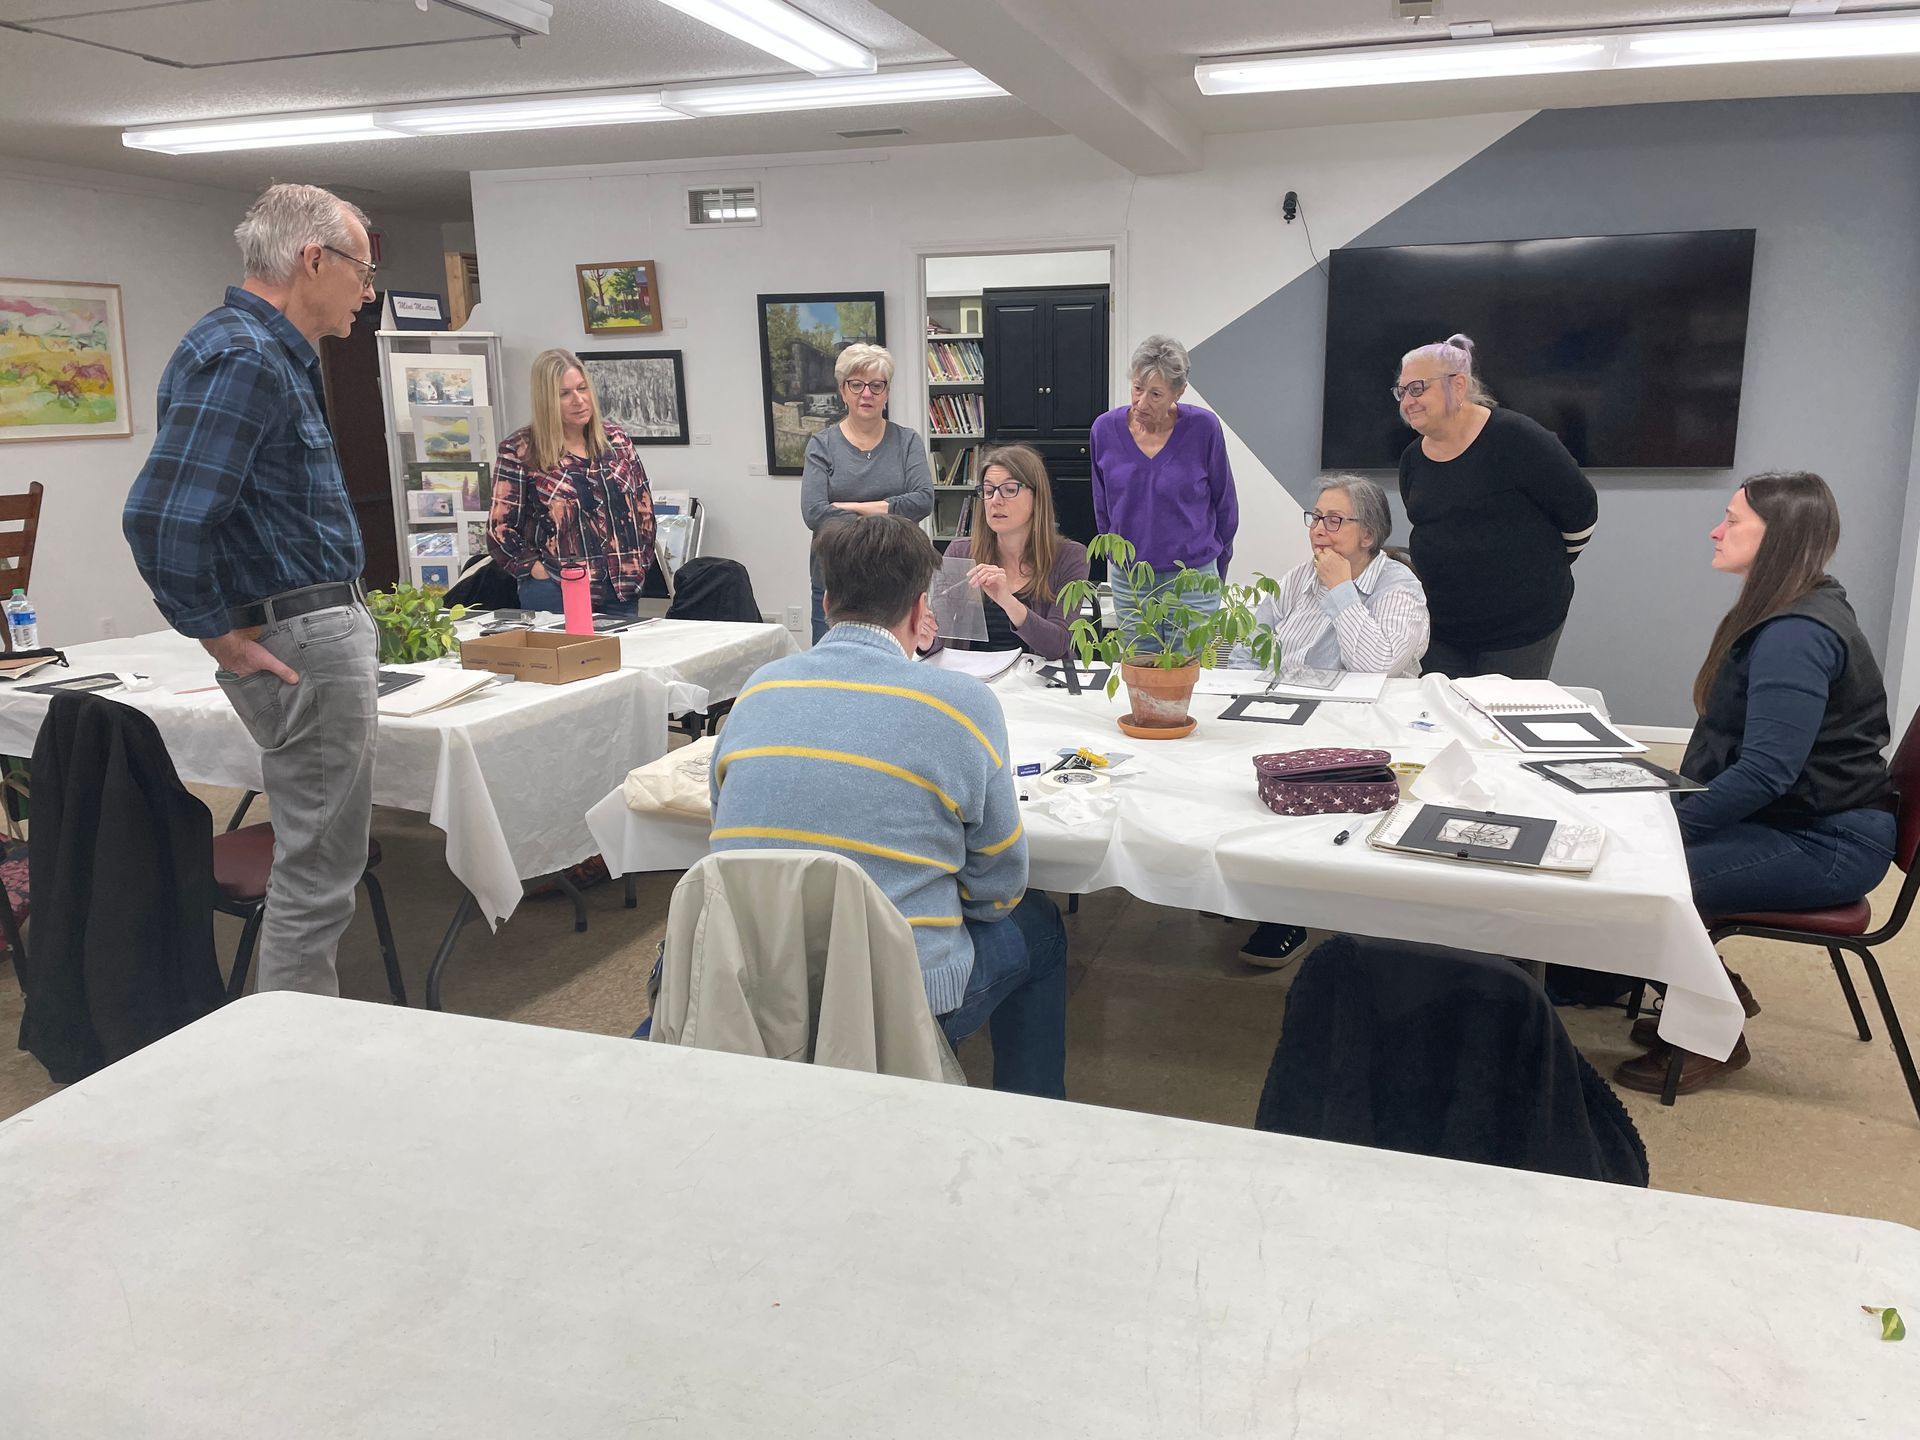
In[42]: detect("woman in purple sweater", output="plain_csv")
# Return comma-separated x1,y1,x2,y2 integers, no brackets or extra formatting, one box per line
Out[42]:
1090,335,1239,652
927,444,1090,661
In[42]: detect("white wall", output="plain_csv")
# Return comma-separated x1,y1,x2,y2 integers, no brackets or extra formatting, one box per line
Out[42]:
0,161,240,644
0,155,463,645
925,249,1111,297
470,115,1526,637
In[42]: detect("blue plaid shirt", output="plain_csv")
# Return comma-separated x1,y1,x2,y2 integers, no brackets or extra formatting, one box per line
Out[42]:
123,287,364,639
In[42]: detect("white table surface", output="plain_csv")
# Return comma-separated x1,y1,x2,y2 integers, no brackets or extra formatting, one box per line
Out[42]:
0,621,793,926
589,666,1743,1058
2,993,1912,1438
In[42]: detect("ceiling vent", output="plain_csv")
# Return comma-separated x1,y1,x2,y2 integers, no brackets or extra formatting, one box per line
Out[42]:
686,184,761,228
836,127,909,139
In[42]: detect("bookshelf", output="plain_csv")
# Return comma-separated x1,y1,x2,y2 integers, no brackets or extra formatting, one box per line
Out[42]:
925,294,986,546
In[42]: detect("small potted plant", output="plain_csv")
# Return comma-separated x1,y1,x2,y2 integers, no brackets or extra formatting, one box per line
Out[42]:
367,583,468,664
1056,534,1284,739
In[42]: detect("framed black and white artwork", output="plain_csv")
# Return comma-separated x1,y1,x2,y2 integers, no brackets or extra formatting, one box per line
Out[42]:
580,349,689,445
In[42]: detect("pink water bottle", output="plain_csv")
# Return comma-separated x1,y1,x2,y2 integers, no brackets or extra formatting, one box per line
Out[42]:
559,561,593,635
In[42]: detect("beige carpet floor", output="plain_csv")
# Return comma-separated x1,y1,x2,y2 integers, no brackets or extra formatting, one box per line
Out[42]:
4,780,1917,1229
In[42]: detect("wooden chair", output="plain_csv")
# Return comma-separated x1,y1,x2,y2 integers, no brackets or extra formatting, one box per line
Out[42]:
0,482,43,651
1632,710,1920,1122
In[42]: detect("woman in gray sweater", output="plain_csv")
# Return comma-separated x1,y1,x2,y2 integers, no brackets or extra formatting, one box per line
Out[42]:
800,342,933,642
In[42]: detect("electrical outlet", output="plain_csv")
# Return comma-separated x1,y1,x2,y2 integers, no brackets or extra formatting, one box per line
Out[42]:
784,605,804,631
98,617,117,638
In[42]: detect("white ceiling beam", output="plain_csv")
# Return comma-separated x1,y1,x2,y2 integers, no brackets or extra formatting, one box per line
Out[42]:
865,0,1201,174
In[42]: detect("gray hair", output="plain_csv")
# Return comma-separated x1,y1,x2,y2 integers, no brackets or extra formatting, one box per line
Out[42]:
1400,332,1496,407
1318,473,1392,555
834,342,894,385
233,183,370,283
1130,334,1190,391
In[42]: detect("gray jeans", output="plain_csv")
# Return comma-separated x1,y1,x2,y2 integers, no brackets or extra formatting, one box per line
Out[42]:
1421,625,1564,682
215,603,378,995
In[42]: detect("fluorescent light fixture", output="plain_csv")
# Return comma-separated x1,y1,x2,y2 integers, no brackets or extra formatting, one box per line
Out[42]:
121,112,399,155
1625,12,1920,64
663,63,1004,115
382,89,685,135
122,63,1005,154
1195,36,1610,94
654,0,875,75
1196,9,1920,94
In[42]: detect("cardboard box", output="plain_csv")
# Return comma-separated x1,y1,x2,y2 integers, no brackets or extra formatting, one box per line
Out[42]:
460,630,619,685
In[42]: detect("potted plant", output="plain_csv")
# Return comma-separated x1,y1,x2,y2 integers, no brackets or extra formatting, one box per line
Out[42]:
1056,534,1283,739
367,583,468,664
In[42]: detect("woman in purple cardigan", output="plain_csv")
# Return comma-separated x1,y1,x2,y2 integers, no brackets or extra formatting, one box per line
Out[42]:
1090,335,1239,652
927,444,1090,661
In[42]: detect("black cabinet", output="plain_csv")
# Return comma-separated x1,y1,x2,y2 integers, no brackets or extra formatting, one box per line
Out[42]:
983,286,1109,447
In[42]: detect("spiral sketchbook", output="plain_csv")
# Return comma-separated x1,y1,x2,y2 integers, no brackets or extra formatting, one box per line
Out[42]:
1368,801,1606,874
1451,675,1643,753
1450,676,1588,713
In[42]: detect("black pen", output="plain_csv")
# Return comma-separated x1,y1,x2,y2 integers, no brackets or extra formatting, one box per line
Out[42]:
1332,829,1351,846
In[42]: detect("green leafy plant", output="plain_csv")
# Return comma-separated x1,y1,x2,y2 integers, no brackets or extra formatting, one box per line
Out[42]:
367,583,467,664
1056,534,1285,699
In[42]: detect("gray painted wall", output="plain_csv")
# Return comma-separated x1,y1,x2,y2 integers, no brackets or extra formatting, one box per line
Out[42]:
1194,95,1920,728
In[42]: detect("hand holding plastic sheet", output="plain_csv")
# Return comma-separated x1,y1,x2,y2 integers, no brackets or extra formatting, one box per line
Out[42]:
1410,740,1497,809
929,554,987,641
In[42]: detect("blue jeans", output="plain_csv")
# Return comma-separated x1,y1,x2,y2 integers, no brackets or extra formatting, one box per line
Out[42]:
1108,559,1221,656
810,582,828,645
1686,809,1897,921
943,891,1069,1098
517,576,638,617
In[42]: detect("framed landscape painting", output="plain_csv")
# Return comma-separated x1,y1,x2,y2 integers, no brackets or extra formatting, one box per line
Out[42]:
0,279,132,442
756,291,884,475
577,261,663,335
581,349,688,444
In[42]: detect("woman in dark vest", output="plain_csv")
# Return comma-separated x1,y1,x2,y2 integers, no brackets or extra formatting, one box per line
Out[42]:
1614,472,1897,1096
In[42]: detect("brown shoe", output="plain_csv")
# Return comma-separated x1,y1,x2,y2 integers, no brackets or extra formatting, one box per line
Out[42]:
1613,1035,1751,1096
1627,969,1761,1049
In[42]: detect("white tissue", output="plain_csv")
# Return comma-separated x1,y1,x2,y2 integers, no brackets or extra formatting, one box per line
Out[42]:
1410,740,1496,809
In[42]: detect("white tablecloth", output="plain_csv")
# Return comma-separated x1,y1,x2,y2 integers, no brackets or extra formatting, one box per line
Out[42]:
2,993,1912,1438
0,622,793,927
589,667,1742,1058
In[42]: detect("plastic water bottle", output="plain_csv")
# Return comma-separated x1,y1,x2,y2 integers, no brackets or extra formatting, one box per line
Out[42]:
3,589,36,651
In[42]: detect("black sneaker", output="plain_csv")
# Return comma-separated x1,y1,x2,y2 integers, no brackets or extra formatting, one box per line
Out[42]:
1239,922,1309,969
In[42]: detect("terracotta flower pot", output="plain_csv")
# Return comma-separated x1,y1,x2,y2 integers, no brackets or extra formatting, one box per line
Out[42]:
1118,660,1201,740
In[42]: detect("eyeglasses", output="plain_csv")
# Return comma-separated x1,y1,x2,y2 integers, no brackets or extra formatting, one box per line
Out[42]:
1302,510,1355,532
843,378,889,394
979,480,1028,502
321,244,378,290
1390,374,1457,402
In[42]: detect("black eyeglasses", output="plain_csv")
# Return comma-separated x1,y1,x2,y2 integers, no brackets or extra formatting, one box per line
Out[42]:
1302,510,1354,532
321,244,378,289
1390,373,1456,402
979,480,1028,501
843,378,889,394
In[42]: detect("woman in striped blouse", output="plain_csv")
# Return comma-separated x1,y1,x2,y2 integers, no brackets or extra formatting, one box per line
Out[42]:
1229,474,1430,679
1231,473,1429,969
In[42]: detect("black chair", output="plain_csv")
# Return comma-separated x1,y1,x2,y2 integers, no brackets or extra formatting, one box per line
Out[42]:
212,822,406,1004
1258,934,1649,1186
667,557,765,742
1629,709,1920,1120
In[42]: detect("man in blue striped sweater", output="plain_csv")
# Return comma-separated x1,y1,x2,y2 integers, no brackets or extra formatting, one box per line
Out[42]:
710,515,1067,1096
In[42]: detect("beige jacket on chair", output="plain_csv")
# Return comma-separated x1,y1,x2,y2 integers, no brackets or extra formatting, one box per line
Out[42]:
649,850,963,1084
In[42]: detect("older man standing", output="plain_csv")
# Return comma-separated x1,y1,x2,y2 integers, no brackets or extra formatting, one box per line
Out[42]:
123,183,378,995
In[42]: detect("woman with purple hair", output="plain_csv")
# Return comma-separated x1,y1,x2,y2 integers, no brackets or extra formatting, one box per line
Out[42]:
1395,335,1597,679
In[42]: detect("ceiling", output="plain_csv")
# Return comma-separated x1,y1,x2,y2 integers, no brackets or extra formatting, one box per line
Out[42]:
0,0,1915,217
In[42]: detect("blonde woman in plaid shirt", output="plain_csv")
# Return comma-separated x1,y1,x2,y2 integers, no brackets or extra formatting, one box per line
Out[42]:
489,348,656,615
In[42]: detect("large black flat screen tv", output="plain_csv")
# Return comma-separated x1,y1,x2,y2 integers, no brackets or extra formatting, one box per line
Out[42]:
1320,229,1756,470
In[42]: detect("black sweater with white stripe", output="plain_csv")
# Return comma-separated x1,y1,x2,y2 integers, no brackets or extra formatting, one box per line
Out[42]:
1399,406,1598,651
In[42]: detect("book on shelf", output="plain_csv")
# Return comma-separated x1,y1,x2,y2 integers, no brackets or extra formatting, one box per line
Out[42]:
926,339,983,383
